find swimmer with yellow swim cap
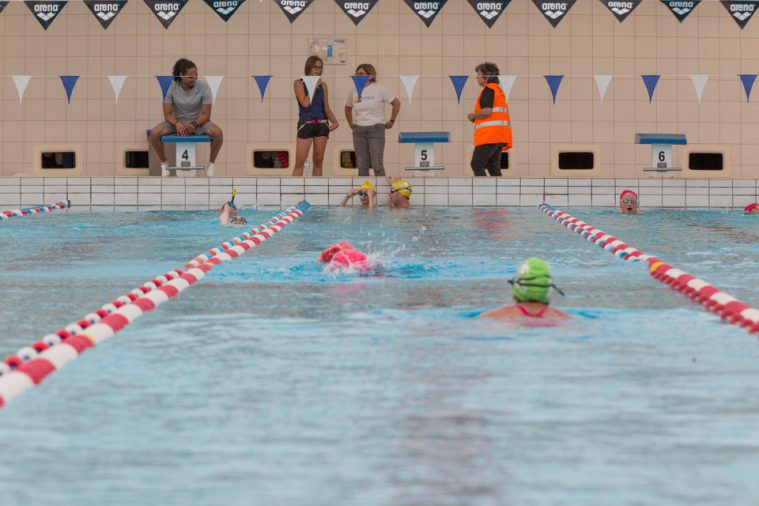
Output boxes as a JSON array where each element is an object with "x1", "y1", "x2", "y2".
[
  {"x1": 387, "y1": 177, "x2": 412, "y2": 209},
  {"x1": 340, "y1": 180, "x2": 376, "y2": 208},
  {"x1": 479, "y1": 257, "x2": 569, "y2": 320}
]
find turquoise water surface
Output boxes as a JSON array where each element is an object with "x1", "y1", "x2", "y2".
[{"x1": 2, "y1": 207, "x2": 759, "y2": 505}]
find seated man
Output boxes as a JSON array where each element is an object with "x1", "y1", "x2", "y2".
[
  {"x1": 619, "y1": 189, "x2": 640, "y2": 215},
  {"x1": 479, "y1": 257, "x2": 569, "y2": 321},
  {"x1": 149, "y1": 58, "x2": 223, "y2": 177},
  {"x1": 340, "y1": 180, "x2": 376, "y2": 208},
  {"x1": 387, "y1": 177, "x2": 412, "y2": 209}
]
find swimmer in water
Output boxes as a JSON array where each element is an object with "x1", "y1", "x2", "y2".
[
  {"x1": 219, "y1": 188, "x2": 248, "y2": 226},
  {"x1": 479, "y1": 257, "x2": 569, "y2": 320},
  {"x1": 619, "y1": 189, "x2": 640, "y2": 215},
  {"x1": 387, "y1": 177, "x2": 412, "y2": 209},
  {"x1": 340, "y1": 180, "x2": 376, "y2": 208},
  {"x1": 318, "y1": 241, "x2": 371, "y2": 272},
  {"x1": 744, "y1": 203, "x2": 759, "y2": 215}
]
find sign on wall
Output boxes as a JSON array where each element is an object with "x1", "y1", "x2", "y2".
[
  {"x1": 532, "y1": 0, "x2": 577, "y2": 27},
  {"x1": 83, "y1": 0, "x2": 128, "y2": 29},
  {"x1": 598, "y1": 0, "x2": 641, "y2": 22},
  {"x1": 466, "y1": 0, "x2": 512, "y2": 28},
  {"x1": 335, "y1": 0, "x2": 380, "y2": 25},
  {"x1": 660, "y1": 0, "x2": 701, "y2": 22},
  {"x1": 203, "y1": 0, "x2": 247, "y2": 22},
  {"x1": 25, "y1": 0, "x2": 68, "y2": 30},
  {"x1": 143, "y1": 0, "x2": 188, "y2": 28},
  {"x1": 273, "y1": 0, "x2": 315, "y2": 23},
  {"x1": 720, "y1": 0, "x2": 759, "y2": 28},
  {"x1": 403, "y1": 0, "x2": 448, "y2": 27}
]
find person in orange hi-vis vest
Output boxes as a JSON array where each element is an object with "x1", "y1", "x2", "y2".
[{"x1": 467, "y1": 62, "x2": 512, "y2": 177}]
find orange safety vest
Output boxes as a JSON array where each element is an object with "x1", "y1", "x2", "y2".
[{"x1": 474, "y1": 83, "x2": 512, "y2": 149}]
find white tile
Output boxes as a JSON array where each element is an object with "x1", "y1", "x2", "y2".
[
  {"x1": 0, "y1": 186, "x2": 20, "y2": 194},
  {"x1": 662, "y1": 195, "x2": 685, "y2": 207},
  {"x1": 449, "y1": 178, "x2": 472, "y2": 186},
  {"x1": 545, "y1": 186, "x2": 568, "y2": 194},
  {"x1": 162, "y1": 194, "x2": 184, "y2": 205},
  {"x1": 709, "y1": 187, "x2": 731, "y2": 196},
  {"x1": 186, "y1": 205, "x2": 209, "y2": 211},
  {"x1": 161, "y1": 179, "x2": 184, "y2": 187},
  {"x1": 281, "y1": 185, "x2": 306, "y2": 193},
  {"x1": 139, "y1": 205, "x2": 162, "y2": 211},
  {"x1": 473, "y1": 194, "x2": 497, "y2": 206},
  {"x1": 22, "y1": 185, "x2": 43, "y2": 194},
  {"x1": 519, "y1": 195, "x2": 544, "y2": 206},
  {"x1": 568, "y1": 195, "x2": 592, "y2": 206},
  {"x1": 257, "y1": 193, "x2": 281, "y2": 205},
  {"x1": 91, "y1": 178, "x2": 114, "y2": 185},
  {"x1": 661, "y1": 186, "x2": 685, "y2": 195},
  {"x1": 639, "y1": 179, "x2": 662, "y2": 187},
  {"x1": 186, "y1": 186, "x2": 209, "y2": 195},
  {"x1": 521, "y1": 188, "x2": 544, "y2": 196},
  {"x1": 733, "y1": 179, "x2": 756, "y2": 189},
  {"x1": 68, "y1": 194, "x2": 91, "y2": 205},
  {"x1": 305, "y1": 194, "x2": 328, "y2": 205},
  {"x1": 138, "y1": 178, "x2": 161, "y2": 186},
  {"x1": 20, "y1": 194, "x2": 44, "y2": 205},
  {"x1": 162, "y1": 185, "x2": 185, "y2": 194},
  {"x1": 91, "y1": 205, "x2": 115, "y2": 212},
  {"x1": 139, "y1": 186, "x2": 162, "y2": 194},
  {"x1": 233, "y1": 177, "x2": 258, "y2": 185},
  {"x1": 138, "y1": 193, "x2": 161, "y2": 205},
  {"x1": 568, "y1": 186, "x2": 591, "y2": 195},
  {"x1": 282, "y1": 194, "x2": 305, "y2": 206},
  {"x1": 686, "y1": 195, "x2": 709, "y2": 207},
  {"x1": 69, "y1": 205, "x2": 91, "y2": 212},
  {"x1": 686, "y1": 187, "x2": 708, "y2": 196},
  {"x1": 473, "y1": 179, "x2": 497, "y2": 187},
  {"x1": 733, "y1": 196, "x2": 756, "y2": 208},
  {"x1": 592, "y1": 179, "x2": 615, "y2": 187},
  {"x1": 544, "y1": 195, "x2": 568, "y2": 207},
  {"x1": 590, "y1": 187, "x2": 614, "y2": 195},
  {"x1": 329, "y1": 186, "x2": 353, "y2": 195},
  {"x1": 68, "y1": 186, "x2": 91, "y2": 194},
  {"x1": 426, "y1": 185, "x2": 448, "y2": 194},
  {"x1": 162, "y1": 205, "x2": 185, "y2": 211},
  {"x1": 496, "y1": 186, "x2": 519, "y2": 194},
  {"x1": 185, "y1": 179, "x2": 209, "y2": 187},
  {"x1": 0, "y1": 178, "x2": 20, "y2": 184},
  {"x1": 546, "y1": 178, "x2": 567, "y2": 185},
  {"x1": 328, "y1": 178, "x2": 352, "y2": 185},
  {"x1": 473, "y1": 185, "x2": 496, "y2": 194},
  {"x1": 662, "y1": 179, "x2": 685, "y2": 187},
  {"x1": 92, "y1": 194, "x2": 115, "y2": 205},
  {"x1": 66, "y1": 178, "x2": 91, "y2": 186},
  {"x1": 686, "y1": 179, "x2": 709, "y2": 187},
  {"x1": 450, "y1": 194, "x2": 473, "y2": 206},
  {"x1": 616, "y1": 179, "x2": 638, "y2": 187},
  {"x1": 114, "y1": 206, "x2": 138, "y2": 212},
  {"x1": 709, "y1": 180, "x2": 732, "y2": 188},
  {"x1": 591, "y1": 195, "x2": 615, "y2": 206},
  {"x1": 257, "y1": 178, "x2": 280, "y2": 186},
  {"x1": 115, "y1": 194, "x2": 137, "y2": 205},
  {"x1": 497, "y1": 178, "x2": 520, "y2": 186},
  {"x1": 568, "y1": 178, "x2": 591, "y2": 186},
  {"x1": 328, "y1": 194, "x2": 345, "y2": 205},
  {"x1": 304, "y1": 186, "x2": 328, "y2": 194},
  {"x1": 186, "y1": 194, "x2": 209, "y2": 206},
  {"x1": 496, "y1": 194, "x2": 519, "y2": 206},
  {"x1": 43, "y1": 178, "x2": 67, "y2": 185},
  {"x1": 449, "y1": 186, "x2": 472, "y2": 195},
  {"x1": 521, "y1": 178, "x2": 544, "y2": 187},
  {"x1": 643, "y1": 194, "x2": 663, "y2": 207},
  {"x1": 92, "y1": 185, "x2": 114, "y2": 193},
  {"x1": 709, "y1": 195, "x2": 733, "y2": 207},
  {"x1": 425, "y1": 194, "x2": 448, "y2": 206},
  {"x1": 0, "y1": 195, "x2": 21, "y2": 206},
  {"x1": 733, "y1": 188, "x2": 756, "y2": 196},
  {"x1": 21, "y1": 178, "x2": 44, "y2": 185}
]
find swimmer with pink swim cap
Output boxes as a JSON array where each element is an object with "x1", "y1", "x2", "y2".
[
  {"x1": 318, "y1": 241, "x2": 371, "y2": 272},
  {"x1": 619, "y1": 189, "x2": 640, "y2": 215},
  {"x1": 744, "y1": 203, "x2": 759, "y2": 215}
]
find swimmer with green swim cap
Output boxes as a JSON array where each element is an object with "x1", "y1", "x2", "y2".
[{"x1": 480, "y1": 257, "x2": 569, "y2": 320}]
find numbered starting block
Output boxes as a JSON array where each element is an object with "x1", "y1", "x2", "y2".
[
  {"x1": 161, "y1": 134, "x2": 212, "y2": 176},
  {"x1": 635, "y1": 133, "x2": 687, "y2": 173},
  {"x1": 399, "y1": 131, "x2": 450, "y2": 174}
]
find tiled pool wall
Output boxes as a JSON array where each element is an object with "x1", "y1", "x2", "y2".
[{"x1": 0, "y1": 177, "x2": 757, "y2": 211}]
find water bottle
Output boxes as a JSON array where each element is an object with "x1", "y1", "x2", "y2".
[{"x1": 304, "y1": 160, "x2": 312, "y2": 177}]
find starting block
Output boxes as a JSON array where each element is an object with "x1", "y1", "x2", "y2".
[
  {"x1": 399, "y1": 131, "x2": 450, "y2": 173},
  {"x1": 635, "y1": 133, "x2": 687, "y2": 173},
  {"x1": 161, "y1": 134, "x2": 212, "y2": 176}
]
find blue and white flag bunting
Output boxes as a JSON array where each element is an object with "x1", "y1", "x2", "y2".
[
  {"x1": 60, "y1": 75, "x2": 79, "y2": 104},
  {"x1": 351, "y1": 75, "x2": 370, "y2": 100},
  {"x1": 690, "y1": 74, "x2": 708, "y2": 103},
  {"x1": 108, "y1": 75, "x2": 127, "y2": 103},
  {"x1": 205, "y1": 75, "x2": 224, "y2": 104},
  {"x1": 253, "y1": 75, "x2": 271, "y2": 102},
  {"x1": 739, "y1": 74, "x2": 756, "y2": 101},
  {"x1": 641, "y1": 74, "x2": 660, "y2": 102},
  {"x1": 593, "y1": 74, "x2": 612, "y2": 102},
  {"x1": 12, "y1": 75, "x2": 31, "y2": 104},
  {"x1": 498, "y1": 75, "x2": 516, "y2": 101},
  {"x1": 449, "y1": 75, "x2": 468, "y2": 104},
  {"x1": 156, "y1": 75, "x2": 173, "y2": 100},
  {"x1": 399, "y1": 75, "x2": 418, "y2": 104},
  {"x1": 302, "y1": 75, "x2": 320, "y2": 100},
  {"x1": 544, "y1": 75, "x2": 563, "y2": 104}
]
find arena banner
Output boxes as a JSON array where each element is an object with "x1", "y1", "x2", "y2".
[
  {"x1": 144, "y1": 0, "x2": 188, "y2": 28},
  {"x1": 599, "y1": 0, "x2": 641, "y2": 22},
  {"x1": 532, "y1": 0, "x2": 576, "y2": 27},
  {"x1": 659, "y1": 0, "x2": 700, "y2": 22},
  {"x1": 83, "y1": 0, "x2": 128, "y2": 29},
  {"x1": 25, "y1": 0, "x2": 68, "y2": 30},
  {"x1": 0, "y1": 1, "x2": 9, "y2": 15},
  {"x1": 466, "y1": 0, "x2": 512, "y2": 28},
  {"x1": 336, "y1": 0, "x2": 379, "y2": 25},
  {"x1": 403, "y1": 0, "x2": 448, "y2": 27},
  {"x1": 720, "y1": 0, "x2": 759, "y2": 28},
  {"x1": 273, "y1": 0, "x2": 315, "y2": 23},
  {"x1": 203, "y1": 0, "x2": 247, "y2": 22}
]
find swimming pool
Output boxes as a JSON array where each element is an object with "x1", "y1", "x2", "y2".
[{"x1": 2, "y1": 206, "x2": 759, "y2": 505}]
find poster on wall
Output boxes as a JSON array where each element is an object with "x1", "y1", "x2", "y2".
[
  {"x1": 335, "y1": 0, "x2": 379, "y2": 25},
  {"x1": 720, "y1": 0, "x2": 759, "y2": 28},
  {"x1": 0, "y1": 1, "x2": 9, "y2": 15},
  {"x1": 403, "y1": 0, "x2": 448, "y2": 27},
  {"x1": 532, "y1": 0, "x2": 576, "y2": 27},
  {"x1": 599, "y1": 0, "x2": 641, "y2": 22},
  {"x1": 273, "y1": 0, "x2": 315, "y2": 23},
  {"x1": 143, "y1": 0, "x2": 188, "y2": 28},
  {"x1": 25, "y1": 0, "x2": 68, "y2": 30},
  {"x1": 203, "y1": 0, "x2": 247, "y2": 22},
  {"x1": 83, "y1": 0, "x2": 128, "y2": 29},
  {"x1": 466, "y1": 0, "x2": 512, "y2": 28},
  {"x1": 659, "y1": 0, "x2": 700, "y2": 22}
]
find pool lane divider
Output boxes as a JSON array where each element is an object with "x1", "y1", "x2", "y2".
[
  {"x1": 1, "y1": 200, "x2": 70, "y2": 221},
  {"x1": 0, "y1": 201, "x2": 310, "y2": 408},
  {"x1": 538, "y1": 203, "x2": 759, "y2": 334}
]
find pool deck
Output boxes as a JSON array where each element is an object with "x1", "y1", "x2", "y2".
[{"x1": 0, "y1": 177, "x2": 756, "y2": 210}]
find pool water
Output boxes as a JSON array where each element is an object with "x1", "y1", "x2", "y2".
[{"x1": 2, "y1": 207, "x2": 759, "y2": 505}]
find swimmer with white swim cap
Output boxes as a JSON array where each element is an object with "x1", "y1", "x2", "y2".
[{"x1": 479, "y1": 257, "x2": 569, "y2": 320}]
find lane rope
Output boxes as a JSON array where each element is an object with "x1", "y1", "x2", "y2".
[
  {"x1": 1, "y1": 200, "x2": 70, "y2": 221},
  {"x1": 538, "y1": 202, "x2": 759, "y2": 334},
  {"x1": 0, "y1": 201, "x2": 310, "y2": 407}
]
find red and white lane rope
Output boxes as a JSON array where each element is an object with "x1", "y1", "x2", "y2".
[
  {"x1": 1, "y1": 200, "x2": 70, "y2": 221},
  {"x1": 0, "y1": 201, "x2": 310, "y2": 407},
  {"x1": 538, "y1": 203, "x2": 759, "y2": 334}
]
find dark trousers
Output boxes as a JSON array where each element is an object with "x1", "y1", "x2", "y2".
[
  {"x1": 471, "y1": 143, "x2": 506, "y2": 177},
  {"x1": 353, "y1": 124, "x2": 386, "y2": 177}
]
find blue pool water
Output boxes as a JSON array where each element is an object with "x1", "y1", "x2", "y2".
[{"x1": 2, "y1": 207, "x2": 759, "y2": 505}]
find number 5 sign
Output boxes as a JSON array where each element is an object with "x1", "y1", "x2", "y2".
[{"x1": 414, "y1": 142, "x2": 434, "y2": 168}]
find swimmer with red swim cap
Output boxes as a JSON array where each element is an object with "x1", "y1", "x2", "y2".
[
  {"x1": 318, "y1": 241, "x2": 371, "y2": 272},
  {"x1": 744, "y1": 203, "x2": 759, "y2": 215},
  {"x1": 479, "y1": 257, "x2": 569, "y2": 321},
  {"x1": 619, "y1": 189, "x2": 639, "y2": 215}
]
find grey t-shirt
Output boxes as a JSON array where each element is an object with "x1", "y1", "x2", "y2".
[{"x1": 164, "y1": 80, "x2": 213, "y2": 123}]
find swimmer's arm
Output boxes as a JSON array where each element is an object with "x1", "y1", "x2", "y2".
[
  {"x1": 220, "y1": 203, "x2": 230, "y2": 225},
  {"x1": 339, "y1": 190, "x2": 356, "y2": 206},
  {"x1": 368, "y1": 190, "x2": 376, "y2": 209}
]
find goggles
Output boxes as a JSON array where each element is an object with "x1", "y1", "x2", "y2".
[
  {"x1": 620, "y1": 199, "x2": 638, "y2": 205},
  {"x1": 508, "y1": 277, "x2": 566, "y2": 297}
]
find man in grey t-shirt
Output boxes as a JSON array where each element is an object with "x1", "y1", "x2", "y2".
[{"x1": 149, "y1": 58, "x2": 224, "y2": 176}]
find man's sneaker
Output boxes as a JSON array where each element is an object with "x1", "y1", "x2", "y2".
[
  {"x1": 161, "y1": 162, "x2": 169, "y2": 177},
  {"x1": 206, "y1": 162, "x2": 215, "y2": 177}
]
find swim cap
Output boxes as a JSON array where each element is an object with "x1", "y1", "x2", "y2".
[
  {"x1": 359, "y1": 181, "x2": 374, "y2": 191},
  {"x1": 319, "y1": 241, "x2": 353, "y2": 263},
  {"x1": 511, "y1": 257, "x2": 552, "y2": 304},
  {"x1": 619, "y1": 189, "x2": 638, "y2": 200},
  {"x1": 744, "y1": 202, "x2": 758, "y2": 213},
  {"x1": 331, "y1": 248, "x2": 370, "y2": 271},
  {"x1": 391, "y1": 179, "x2": 413, "y2": 198}
]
